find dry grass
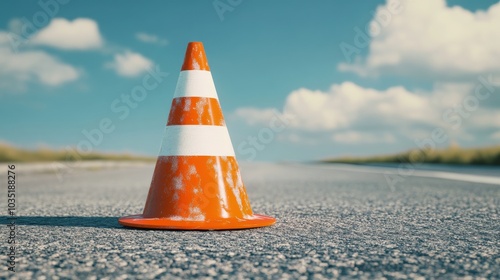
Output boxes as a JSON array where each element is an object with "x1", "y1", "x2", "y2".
[
  {"x1": 322, "y1": 145, "x2": 500, "y2": 166},
  {"x1": 0, "y1": 143, "x2": 155, "y2": 162}
]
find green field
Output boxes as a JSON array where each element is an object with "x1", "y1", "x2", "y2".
[
  {"x1": 0, "y1": 143, "x2": 155, "y2": 162},
  {"x1": 322, "y1": 145, "x2": 500, "y2": 166}
]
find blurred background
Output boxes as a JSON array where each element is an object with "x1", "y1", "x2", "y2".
[{"x1": 0, "y1": 0, "x2": 499, "y2": 164}]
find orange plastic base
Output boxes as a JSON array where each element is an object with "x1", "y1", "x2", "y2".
[{"x1": 118, "y1": 214, "x2": 276, "y2": 230}]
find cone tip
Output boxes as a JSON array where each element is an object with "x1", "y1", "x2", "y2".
[{"x1": 181, "y1": 42, "x2": 210, "y2": 71}]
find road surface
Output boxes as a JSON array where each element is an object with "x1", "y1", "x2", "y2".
[{"x1": 1, "y1": 162, "x2": 499, "y2": 279}]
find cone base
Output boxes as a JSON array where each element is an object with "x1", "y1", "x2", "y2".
[{"x1": 118, "y1": 214, "x2": 276, "y2": 230}]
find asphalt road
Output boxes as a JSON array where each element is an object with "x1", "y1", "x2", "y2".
[{"x1": 1, "y1": 162, "x2": 499, "y2": 279}]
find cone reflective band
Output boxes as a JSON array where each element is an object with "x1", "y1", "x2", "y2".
[{"x1": 119, "y1": 42, "x2": 276, "y2": 230}]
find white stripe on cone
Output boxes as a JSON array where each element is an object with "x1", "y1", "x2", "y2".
[
  {"x1": 174, "y1": 70, "x2": 218, "y2": 99},
  {"x1": 159, "y1": 125, "x2": 236, "y2": 156}
]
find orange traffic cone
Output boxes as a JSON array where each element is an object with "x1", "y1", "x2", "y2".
[{"x1": 119, "y1": 42, "x2": 276, "y2": 230}]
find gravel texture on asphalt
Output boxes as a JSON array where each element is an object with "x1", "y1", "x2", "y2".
[{"x1": 0, "y1": 162, "x2": 498, "y2": 279}]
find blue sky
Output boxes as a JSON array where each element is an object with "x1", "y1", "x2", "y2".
[{"x1": 0, "y1": 0, "x2": 499, "y2": 161}]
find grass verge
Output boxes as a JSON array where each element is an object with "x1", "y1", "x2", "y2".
[
  {"x1": 0, "y1": 143, "x2": 155, "y2": 162},
  {"x1": 321, "y1": 145, "x2": 500, "y2": 166}
]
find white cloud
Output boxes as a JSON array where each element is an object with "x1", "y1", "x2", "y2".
[
  {"x1": 491, "y1": 131, "x2": 500, "y2": 140},
  {"x1": 105, "y1": 51, "x2": 153, "y2": 77},
  {"x1": 276, "y1": 133, "x2": 319, "y2": 145},
  {"x1": 135, "y1": 32, "x2": 168, "y2": 46},
  {"x1": 233, "y1": 81, "x2": 500, "y2": 144},
  {"x1": 0, "y1": 32, "x2": 10, "y2": 45},
  {"x1": 280, "y1": 82, "x2": 447, "y2": 131},
  {"x1": 32, "y1": 18, "x2": 103, "y2": 50},
  {"x1": 339, "y1": 0, "x2": 500, "y2": 78},
  {"x1": 332, "y1": 131, "x2": 396, "y2": 144},
  {"x1": 471, "y1": 111, "x2": 500, "y2": 129},
  {"x1": 0, "y1": 46, "x2": 79, "y2": 90}
]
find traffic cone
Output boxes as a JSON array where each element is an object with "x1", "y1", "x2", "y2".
[{"x1": 119, "y1": 42, "x2": 276, "y2": 230}]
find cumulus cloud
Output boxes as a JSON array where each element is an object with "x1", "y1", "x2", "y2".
[
  {"x1": 282, "y1": 83, "x2": 440, "y2": 131},
  {"x1": 471, "y1": 111, "x2": 500, "y2": 129},
  {"x1": 491, "y1": 131, "x2": 500, "y2": 140},
  {"x1": 0, "y1": 32, "x2": 10, "y2": 45},
  {"x1": 332, "y1": 131, "x2": 396, "y2": 144},
  {"x1": 135, "y1": 32, "x2": 168, "y2": 46},
  {"x1": 234, "y1": 81, "x2": 500, "y2": 143},
  {"x1": 0, "y1": 46, "x2": 79, "y2": 90},
  {"x1": 242, "y1": 82, "x2": 453, "y2": 131},
  {"x1": 339, "y1": 0, "x2": 500, "y2": 79},
  {"x1": 105, "y1": 51, "x2": 153, "y2": 77},
  {"x1": 32, "y1": 18, "x2": 103, "y2": 50}
]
